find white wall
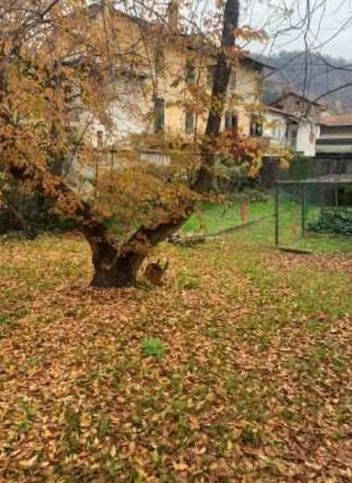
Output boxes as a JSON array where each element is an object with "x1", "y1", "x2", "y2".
[
  {"x1": 263, "y1": 111, "x2": 319, "y2": 157},
  {"x1": 80, "y1": 102, "x2": 148, "y2": 149},
  {"x1": 76, "y1": 79, "x2": 150, "y2": 149},
  {"x1": 296, "y1": 122, "x2": 319, "y2": 157},
  {"x1": 263, "y1": 111, "x2": 288, "y2": 148}
]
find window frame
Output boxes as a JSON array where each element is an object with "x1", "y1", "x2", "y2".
[
  {"x1": 153, "y1": 97, "x2": 165, "y2": 134},
  {"x1": 225, "y1": 112, "x2": 238, "y2": 134},
  {"x1": 185, "y1": 110, "x2": 194, "y2": 135},
  {"x1": 154, "y1": 47, "x2": 165, "y2": 76},
  {"x1": 96, "y1": 130, "x2": 104, "y2": 148},
  {"x1": 185, "y1": 59, "x2": 196, "y2": 84},
  {"x1": 250, "y1": 115, "x2": 263, "y2": 137}
]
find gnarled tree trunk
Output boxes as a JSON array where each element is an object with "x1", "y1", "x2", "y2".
[
  {"x1": 83, "y1": 213, "x2": 190, "y2": 287},
  {"x1": 87, "y1": 237, "x2": 144, "y2": 288},
  {"x1": 91, "y1": 253, "x2": 145, "y2": 288}
]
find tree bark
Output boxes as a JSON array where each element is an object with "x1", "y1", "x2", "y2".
[
  {"x1": 194, "y1": 0, "x2": 240, "y2": 192},
  {"x1": 81, "y1": 217, "x2": 143, "y2": 287},
  {"x1": 90, "y1": 245, "x2": 144, "y2": 288},
  {"x1": 85, "y1": 211, "x2": 190, "y2": 287}
]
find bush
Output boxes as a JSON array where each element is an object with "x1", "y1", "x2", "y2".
[
  {"x1": 213, "y1": 156, "x2": 261, "y2": 195},
  {"x1": 0, "y1": 185, "x2": 75, "y2": 237},
  {"x1": 308, "y1": 208, "x2": 352, "y2": 236}
]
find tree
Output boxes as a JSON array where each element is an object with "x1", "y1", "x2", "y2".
[{"x1": 0, "y1": 0, "x2": 253, "y2": 288}]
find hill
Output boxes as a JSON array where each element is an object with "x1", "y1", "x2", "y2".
[{"x1": 258, "y1": 51, "x2": 352, "y2": 113}]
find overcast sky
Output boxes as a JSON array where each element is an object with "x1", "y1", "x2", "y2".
[{"x1": 242, "y1": 0, "x2": 352, "y2": 60}]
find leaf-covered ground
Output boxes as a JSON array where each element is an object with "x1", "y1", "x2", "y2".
[{"x1": 0, "y1": 233, "x2": 352, "y2": 481}]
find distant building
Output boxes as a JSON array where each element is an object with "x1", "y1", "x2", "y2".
[
  {"x1": 317, "y1": 115, "x2": 352, "y2": 154},
  {"x1": 267, "y1": 92, "x2": 326, "y2": 157},
  {"x1": 270, "y1": 91, "x2": 325, "y2": 121},
  {"x1": 263, "y1": 106, "x2": 298, "y2": 151}
]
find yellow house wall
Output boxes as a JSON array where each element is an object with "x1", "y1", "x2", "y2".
[
  {"x1": 232, "y1": 62, "x2": 262, "y2": 136},
  {"x1": 89, "y1": 9, "x2": 264, "y2": 143}
]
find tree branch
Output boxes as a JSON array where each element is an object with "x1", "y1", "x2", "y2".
[{"x1": 314, "y1": 82, "x2": 352, "y2": 103}]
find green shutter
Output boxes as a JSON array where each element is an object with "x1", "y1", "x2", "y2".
[
  {"x1": 185, "y1": 111, "x2": 194, "y2": 134},
  {"x1": 154, "y1": 97, "x2": 165, "y2": 133}
]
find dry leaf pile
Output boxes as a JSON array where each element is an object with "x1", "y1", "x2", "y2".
[{"x1": 0, "y1": 234, "x2": 351, "y2": 481}]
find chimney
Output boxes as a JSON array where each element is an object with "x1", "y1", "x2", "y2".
[{"x1": 167, "y1": 0, "x2": 179, "y2": 32}]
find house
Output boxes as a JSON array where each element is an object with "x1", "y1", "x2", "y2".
[
  {"x1": 270, "y1": 91, "x2": 325, "y2": 120},
  {"x1": 263, "y1": 104, "x2": 320, "y2": 157},
  {"x1": 268, "y1": 92, "x2": 326, "y2": 157},
  {"x1": 77, "y1": 2, "x2": 271, "y2": 150},
  {"x1": 317, "y1": 115, "x2": 352, "y2": 154},
  {"x1": 263, "y1": 106, "x2": 298, "y2": 151}
]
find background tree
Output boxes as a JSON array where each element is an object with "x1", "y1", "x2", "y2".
[{"x1": 0, "y1": 0, "x2": 269, "y2": 288}]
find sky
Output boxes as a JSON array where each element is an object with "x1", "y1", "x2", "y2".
[{"x1": 242, "y1": 0, "x2": 352, "y2": 60}]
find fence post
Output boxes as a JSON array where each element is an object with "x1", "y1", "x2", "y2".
[
  {"x1": 301, "y1": 184, "x2": 306, "y2": 237},
  {"x1": 320, "y1": 185, "x2": 324, "y2": 214},
  {"x1": 275, "y1": 182, "x2": 279, "y2": 247}
]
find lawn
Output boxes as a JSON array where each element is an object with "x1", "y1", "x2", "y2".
[
  {"x1": 184, "y1": 198, "x2": 352, "y2": 254},
  {"x1": 0, "y1": 231, "x2": 352, "y2": 481},
  {"x1": 182, "y1": 199, "x2": 275, "y2": 235}
]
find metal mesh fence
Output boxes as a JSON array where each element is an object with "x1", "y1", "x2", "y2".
[{"x1": 275, "y1": 177, "x2": 352, "y2": 250}]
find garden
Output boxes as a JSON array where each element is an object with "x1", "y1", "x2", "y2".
[
  {"x1": 1, "y1": 200, "x2": 352, "y2": 480},
  {"x1": 1, "y1": 0, "x2": 352, "y2": 479}
]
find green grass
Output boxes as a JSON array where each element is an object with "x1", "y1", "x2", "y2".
[
  {"x1": 1, "y1": 225, "x2": 352, "y2": 479},
  {"x1": 141, "y1": 337, "x2": 166, "y2": 358},
  {"x1": 183, "y1": 198, "x2": 352, "y2": 255},
  {"x1": 182, "y1": 200, "x2": 274, "y2": 235}
]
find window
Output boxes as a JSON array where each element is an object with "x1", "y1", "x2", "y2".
[
  {"x1": 96, "y1": 130, "x2": 104, "y2": 148},
  {"x1": 185, "y1": 111, "x2": 194, "y2": 134},
  {"x1": 250, "y1": 115, "x2": 263, "y2": 137},
  {"x1": 207, "y1": 65, "x2": 215, "y2": 89},
  {"x1": 185, "y1": 59, "x2": 196, "y2": 84},
  {"x1": 154, "y1": 47, "x2": 164, "y2": 75},
  {"x1": 288, "y1": 122, "x2": 298, "y2": 149},
  {"x1": 225, "y1": 112, "x2": 238, "y2": 134},
  {"x1": 153, "y1": 97, "x2": 165, "y2": 133}
]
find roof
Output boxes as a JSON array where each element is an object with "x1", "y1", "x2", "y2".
[
  {"x1": 321, "y1": 114, "x2": 352, "y2": 127},
  {"x1": 278, "y1": 174, "x2": 352, "y2": 185},
  {"x1": 242, "y1": 54, "x2": 274, "y2": 71},
  {"x1": 271, "y1": 91, "x2": 326, "y2": 109},
  {"x1": 174, "y1": 32, "x2": 273, "y2": 70},
  {"x1": 266, "y1": 105, "x2": 298, "y2": 120}
]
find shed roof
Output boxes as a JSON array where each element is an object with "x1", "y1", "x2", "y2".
[
  {"x1": 266, "y1": 105, "x2": 298, "y2": 120},
  {"x1": 278, "y1": 174, "x2": 352, "y2": 185},
  {"x1": 321, "y1": 115, "x2": 352, "y2": 127}
]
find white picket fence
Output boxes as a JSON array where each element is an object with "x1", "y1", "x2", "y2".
[{"x1": 139, "y1": 149, "x2": 171, "y2": 165}]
